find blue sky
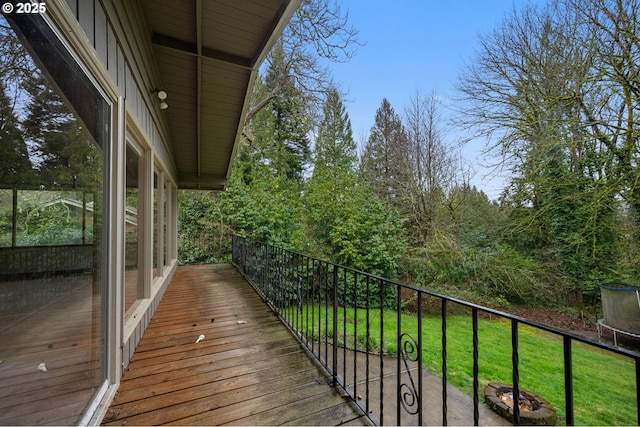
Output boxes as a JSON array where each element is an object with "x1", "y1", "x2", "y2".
[{"x1": 329, "y1": 1, "x2": 533, "y2": 199}]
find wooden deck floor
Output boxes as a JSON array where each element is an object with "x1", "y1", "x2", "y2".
[{"x1": 103, "y1": 264, "x2": 369, "y2": 426}]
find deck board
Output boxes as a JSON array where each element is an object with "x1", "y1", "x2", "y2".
[{"x1": 103, "y1": 264, "x2": 369, "y2": 426}]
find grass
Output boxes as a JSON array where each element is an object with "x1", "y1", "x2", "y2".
[{"x1": 286, "y1": 304, "x2": 637, "y2": 426}]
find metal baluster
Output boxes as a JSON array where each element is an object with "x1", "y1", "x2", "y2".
[
  {"x1": 417, "y1": 292, "x2": 423, "y2": 426},
  {"x1": 512, "y1": 319, "x2": 520, "y2": 426},
  {"x1": 442, "y1": 299, "x2": 448, "y2": 426},
  {"x1": 473, "y1": 308, "x2": 479, "y2": 426},
  {"x1": 343, "y1": 268, "x2": 347, "y2": 387},
  {"x1": 333, "y1": 264, "x2": 339, "y2": 387},
  {"x1": 307, "y1": 256, "x2": 311, "y2": 345},
  {"x1": 304, "y1": 257, "x2": 309, "y2": 345},
  {"x1": 564, "y1": 336, "x2": 574, "y2": 426},
  {"x1": 298, "y1": 269, "x2": 303, "y2": 319},
  {"x1": 397, "y1": 282, "x2": 402, "y2": 426},
  {"x1": 365, "y1": 275, "x2": 371, "y2": 415},
  {"x1": 279, "y1": 248, "x2": 283, "y2": 310},
  {"x1": 311, "y1": 259, "x2": 316, "y2": 354},
  {"x1": 324, "y1": 262, "x2": 329, "y2": 367},
  {"x1": 274, "y1": 247, "x2": 279, "y2": 310},
  {"x1": 379, "y1": 278, "x2": 385, "y2": 426},
  {"x1": 275, "y1": 247, "x2": 280, "y2": 310},
  {"x1": 353, "y1": 271, "x2": 358, "y2": 402},
  {"x1": 278, "y1": 249, "x2": 282, "y2": 313},
  {"x1": 283, "y1": 249, "x2": 287, "y2": 313},
  {"x1": 265, "y1": 244, "x2": 270, "y2": 302}
]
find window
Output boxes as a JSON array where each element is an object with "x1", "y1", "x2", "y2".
[{"x1": 0, "y1": 12, "x2": 110, "y2": 425}]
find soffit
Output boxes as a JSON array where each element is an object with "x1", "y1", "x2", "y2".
[{"x1": 140, "y1": 0, "x2": 298, "y2": 190}]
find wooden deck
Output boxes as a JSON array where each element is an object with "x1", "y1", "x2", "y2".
[{"x1": 103, "y1": 264, "x2": 369, "y2": 426}]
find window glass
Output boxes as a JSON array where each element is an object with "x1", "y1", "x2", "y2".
[
  {"x1": 125, "y1": 144, "x2": 143, "y2": 315},
  {"x1": 0, "y1": 12, "x2": 109, "y2": 425},
  {"x1": 152, "y1": 171, "x2": 158, "y2": 278},
  {"x1": 163, "y1": 180, "x2": 168, "y2": 267}
]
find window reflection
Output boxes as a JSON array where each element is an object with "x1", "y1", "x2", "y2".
[
  {"x1": 153, "y1": 171, "x2": 158, "y2": 278},
  {"x1": 125, "y1": 144, "x2": 143, "y2": 315},
  {"x1": 0, "y1": 12, "x2": 108, "y2": 425}
]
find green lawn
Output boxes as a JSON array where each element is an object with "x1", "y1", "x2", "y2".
[{"x1": 287, "y1": 305, "x2": 637, "y2": 426}]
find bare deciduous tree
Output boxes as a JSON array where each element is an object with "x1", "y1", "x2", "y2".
[
  {"x1": 245, "y1": 0, "x2": 362, "y2": 125},
  {"x1": 402, "y1": 90, "x2": 458, "y2": 243},
  {"x1": 455, "y1": 0, "x2": 638, "y2": 286}
]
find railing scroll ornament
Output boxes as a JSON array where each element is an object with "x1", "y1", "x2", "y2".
[{"x1": 399, "y1": 332, "x2": 420, "y2": 415}]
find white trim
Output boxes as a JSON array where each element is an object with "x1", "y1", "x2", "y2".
[
  {"x1": 86, "y1": 383, "x2": 119, "y2": 426},
  {"x1": 78, "y1": 380, "x2": 110, "y2": 426}
]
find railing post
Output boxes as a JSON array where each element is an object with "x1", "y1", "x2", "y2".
[
  {"x1": 512, "y1": 320, "x2": 520, "y2": 426},
  {"x1": 332, "y1": 264, "x2": 338, "y2": 387},
  {"x1": 564, "y1": 336, "x2": 574, "y2": 426}
]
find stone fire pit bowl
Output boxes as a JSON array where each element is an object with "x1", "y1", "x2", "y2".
[{"x1": 484, "y1": 383, "x2": 557, "y2": 425}]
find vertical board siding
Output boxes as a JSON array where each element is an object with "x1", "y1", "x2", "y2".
[
  {"x1": 125, "y1": 64, "x2": 135, "y2": 111},
  {"x1": 94, "y1": 4, "x2": 108, "y2": 67},
  {"x1": 122, "y1": 275, "x2": 172, "y2": 369},
  {"x1": 107, "y1": 26, "x2": 118, "y2": 84},
  {"x1": 116, "y1": 46, "x2": 126, "y2": 94},
  {"x1": 78, "y1": 0, "x2": 94, "y2": 46},
  {"x1": 65, "y1": 0, "x2": 77, "y2": 16}
]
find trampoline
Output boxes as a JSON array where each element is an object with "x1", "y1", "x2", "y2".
[{"x1": 596, "y1": 282, "x2": 640, "y2": 346}]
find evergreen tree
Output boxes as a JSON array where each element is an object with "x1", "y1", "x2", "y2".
[
  {"x1": 308, "y1": 88, "x2": 358, "y2": 240},
  {"x1": 314, "y1": 88, "x2": 357, "y2": 171},
  {"x1": 306, "y1": 89, "x2": 405, "y2": 306},
  {"x1": 23, "y1": 74, "x2": 100, "y2": 190},
  {"x1": 360, "y1": 98, "x2": 408, "y2": 204},
  {"x1": 0, "y1": 81, "x2": 31, "y2": 186},
  {"x1": 257, "y1": 42, "x2": 311, "y2": 182},
  {"x1": 220, "y1": 64, "x2": 310, "y2": 249}
]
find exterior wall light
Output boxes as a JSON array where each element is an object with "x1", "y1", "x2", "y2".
[{"x1": 153, "y1": 88, "x2": 168, "y2": 109}]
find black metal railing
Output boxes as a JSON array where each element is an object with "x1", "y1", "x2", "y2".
[{"x1": 232, "y1": 235, "x2": 640, "y2": 426}]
